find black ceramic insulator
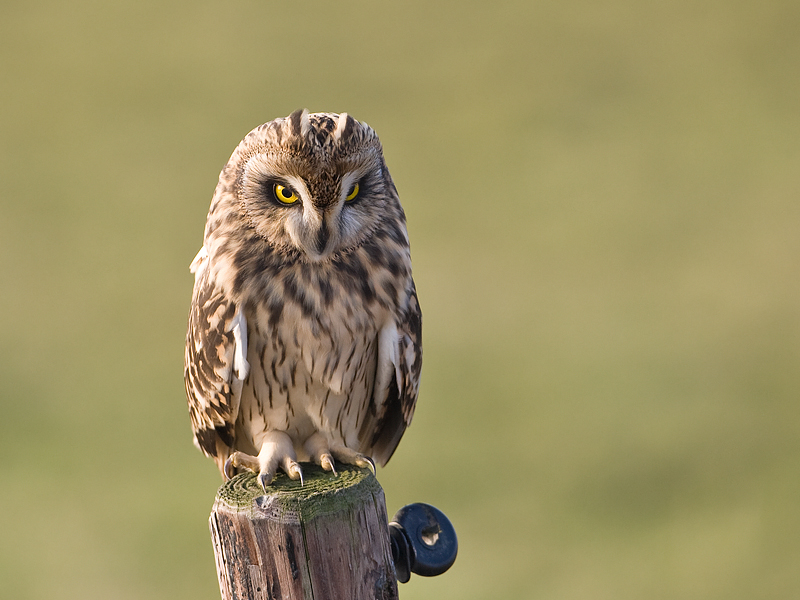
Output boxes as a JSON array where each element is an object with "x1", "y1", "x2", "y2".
[{"x1": 389, "y1": 503, "x2": 458, "y2": 583}]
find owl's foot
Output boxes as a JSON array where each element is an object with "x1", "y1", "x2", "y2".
[
  {"x1": 304, "y1": 433, "x2": 337, "y2": 475},
  {"x1": 255, "y1": 430, "x2": 303, "y2": 491},
  {"x1": 332, "y1": 445, "x2": 376, "y2": 475},
  {"x1": 303, "y1": 433, "x2": 376, "y2": 476},
  {"x1": 225, "y1": 431, "x2": 304, "y2": 492},
  {"x1": 224, "y1": 451, "x2": 258, "y2": 480}
]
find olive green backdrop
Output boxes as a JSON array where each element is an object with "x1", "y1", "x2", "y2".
[{"x1": 1, "y1": 1, "x2": 799, "y2": 598}]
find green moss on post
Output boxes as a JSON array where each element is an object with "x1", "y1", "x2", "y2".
[{"x1": 209, "y1": 464, "x2": 399, "y2": 600}]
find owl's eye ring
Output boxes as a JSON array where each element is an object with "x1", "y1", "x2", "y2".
[
  {"x1": 345, "y1": 181, "x2": 360, "y2": 202},
  {"x1": 273, "y1": 183, "x2": 299, "y2": 205}
]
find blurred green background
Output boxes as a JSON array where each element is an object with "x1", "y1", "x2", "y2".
[{"x1": 2, "y1": 0, "x2": 799, "y2": 598}]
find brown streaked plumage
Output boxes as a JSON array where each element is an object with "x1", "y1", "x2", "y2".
[{"x1": 184, "y1": 109, "x2": 421, "y2": 489}]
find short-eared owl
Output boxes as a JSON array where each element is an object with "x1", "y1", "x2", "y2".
[{"x1": 184, "y1": 109, "x2": 421, "y2": 489}]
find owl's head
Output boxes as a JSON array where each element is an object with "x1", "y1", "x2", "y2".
[{"x1": 207, "y1": 109, "x2": 405, "y2": 263}]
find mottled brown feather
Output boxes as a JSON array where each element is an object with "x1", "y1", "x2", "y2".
[{"x1": 184, "y1": 110, "x2": 422, "y2": 477}]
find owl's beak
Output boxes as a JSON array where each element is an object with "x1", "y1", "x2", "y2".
[
  {"x1": 298, "y1": 207, "x2": 336, "y2": 261},
  {"x1": 297, "y1": 196, "x2": 340, "y2": 261},
  {"x1": 315, "y1": 220, "x2": 330, "y2": 255}
]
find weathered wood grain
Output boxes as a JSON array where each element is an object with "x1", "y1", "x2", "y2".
[{"x1": 209, "y1": 464, "x2": 399, "y2": 600}]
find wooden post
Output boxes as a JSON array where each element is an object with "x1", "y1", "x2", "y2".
[{"x1": 209, "y1": 463, "x2": 399, "y2": 600}]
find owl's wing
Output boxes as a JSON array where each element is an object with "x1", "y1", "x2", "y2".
[
  {"x1": 184, "y1": 247, "x2": 250, "y2": 473},
  {"x1": 361, "y1": 280, "x2": 422, "y2": 466}
]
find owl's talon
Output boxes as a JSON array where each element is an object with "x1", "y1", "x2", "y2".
[
  {"x1": 320, "y1": 453, "x2": 337, "y2": 476},
  {"x1": 329, "y1": 445, "x2": 376, "y2": 475},
  {"x1": 225, "y1": 451, "x2": 260, "y2": 480},
  {"x1": 253, "y1": 430, "x2": 301, "y2": 490},
  {"x1": 285, "y1": 459, "x2": 304, "y2": 485},
  {"x1": 360, "y1": 455, "x2": 376, "y2": 476},
  {"x1": 304, "y1": 432, "x2": 338, "y2": 475},
  {"x1": 223, "y1": 456, "x2": 236, "y2": 480},
  {"x1": 258, "y1": 471, "x2": 275, "y2": 493}
]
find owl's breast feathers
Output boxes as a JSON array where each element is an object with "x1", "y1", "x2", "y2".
[{"x1": 185, "y1": 233, "x2": 421, "y2": 469}]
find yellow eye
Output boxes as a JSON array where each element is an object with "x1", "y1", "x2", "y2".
[
  {"x1": 345, "y1": 181, "x2": 360, "y2": 202},
  {"x1": 274, "y1": 183, "x2": 299, "y2": 205}
]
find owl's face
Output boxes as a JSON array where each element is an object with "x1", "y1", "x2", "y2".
[{"x1": 223, "y1": 110, "x2": 399, "y2": 262}]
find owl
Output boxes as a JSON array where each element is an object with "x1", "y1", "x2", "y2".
[{"x1": 184, "y1": 109, "x2": 422, "y2": 490}]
